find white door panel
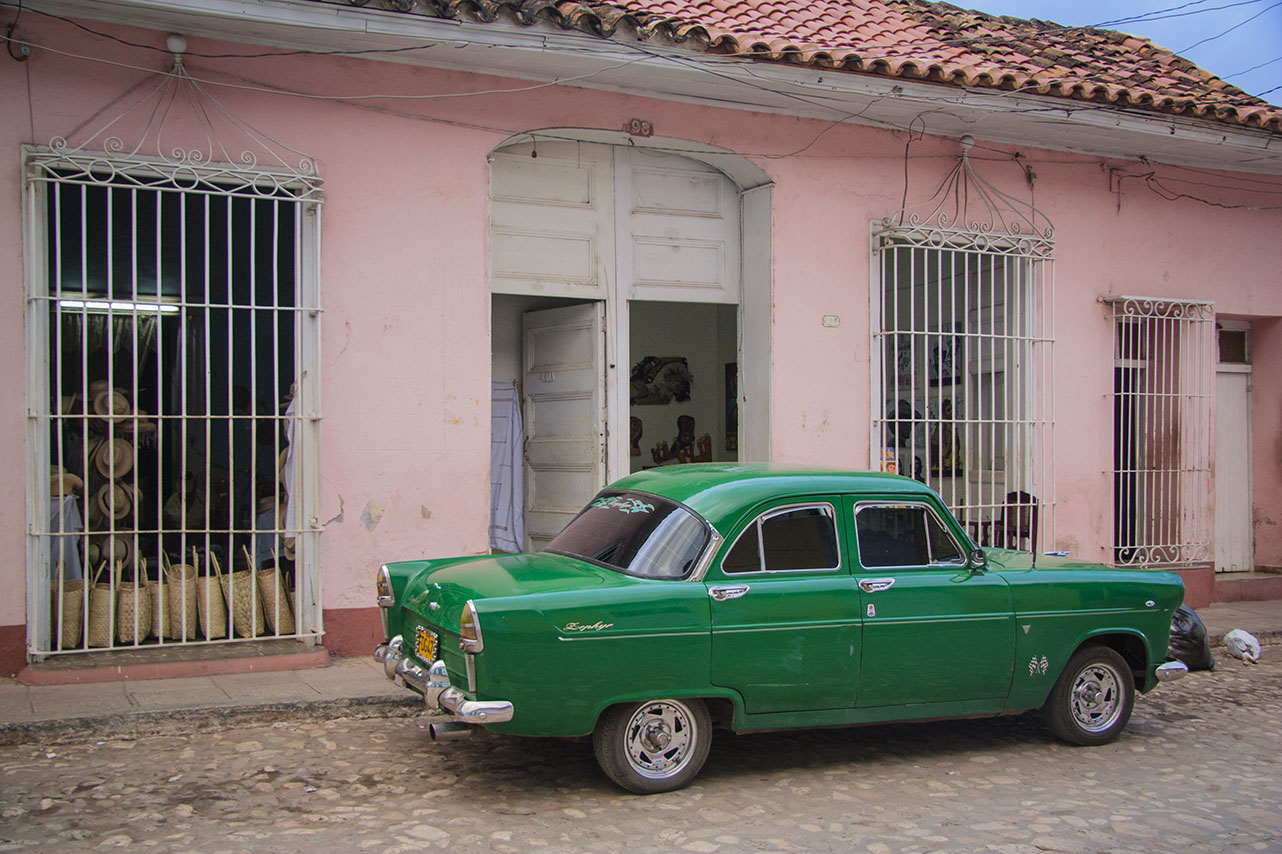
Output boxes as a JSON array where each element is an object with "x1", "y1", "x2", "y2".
[
  {"x1": 490, "y1": 145, "x2": 612, "y2": 298},
  {"x1": 523, "y1": 302, "x2": 606, "y2": 549},
  {"x1": 617, "y1": 148, "x2": 741, "y2": 304},
  {"x1": 1214, "y1": 369, "x2": 1252, "y2": 572}
]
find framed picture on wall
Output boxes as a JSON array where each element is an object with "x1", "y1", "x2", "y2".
[{"x1": 929, "y1": 325, "x2": 964, "y2": 386}]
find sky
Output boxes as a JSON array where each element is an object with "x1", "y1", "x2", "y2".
[{"x1": 969, "y1": 0, "x2": 1282, "y2": 103}]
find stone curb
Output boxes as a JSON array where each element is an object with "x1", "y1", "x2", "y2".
[{"x1": 0, "y1": 693, "x2": 427, "y2": 748}]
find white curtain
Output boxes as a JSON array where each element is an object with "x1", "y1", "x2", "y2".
[{"x1": 490, "y1": 382, "x2": 525, "y2": 553}]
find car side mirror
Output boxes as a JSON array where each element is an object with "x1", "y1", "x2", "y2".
[{"x1": 968, "y1": 549, "x2": 988, "y2": 573}]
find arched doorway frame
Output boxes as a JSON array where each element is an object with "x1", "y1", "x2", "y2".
[{"x1": 488, "y1": 129, "x2": 774, "y2": 489}]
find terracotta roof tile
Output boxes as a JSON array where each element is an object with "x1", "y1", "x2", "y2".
[{"x1": 329, "y1": 0, "x2": 1282, "y2": 132}]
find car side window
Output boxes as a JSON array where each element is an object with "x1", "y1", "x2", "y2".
[
  {"x1": 723, "y1": 504, "x2": 839, "y2": 573},
  {"x1": 855, "y1": 503, "x2": 964, "y2": 568}
]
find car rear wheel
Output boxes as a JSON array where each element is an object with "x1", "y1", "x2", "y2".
[
  {"x1": 593, "y1": 698, "x2": 711, "y2": 794},
  {"x1": 1042, "y1": 645, "x2": 1135, "y2": 746}
]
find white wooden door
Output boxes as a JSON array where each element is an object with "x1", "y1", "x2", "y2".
[
  {"x1": 522, "y1": 302, "x2": 606, "y2": 550},
  {"x1": 1214, "y1": 368, "x2": 1252, "y2": 572}
]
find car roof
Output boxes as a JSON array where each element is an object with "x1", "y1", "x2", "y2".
[{"x1": 609, "y1": 464, "x2": 936, "y2": 530}]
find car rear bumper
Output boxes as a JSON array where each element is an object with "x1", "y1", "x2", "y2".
[{"x1": 374, "y1": 636, "x2": 514, "y2": 723}]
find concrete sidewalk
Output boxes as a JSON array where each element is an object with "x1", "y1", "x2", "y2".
[
  {"x1": 0, "y1": 599, "x2": 1276, "y2": 745},
  {"x1": 0, "y1": 656, "x2": 421, "y2": 745}
]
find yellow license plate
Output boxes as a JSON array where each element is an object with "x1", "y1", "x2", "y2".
[{"x1": 415, "y1": 626, "x2": 439, "y2": 662}]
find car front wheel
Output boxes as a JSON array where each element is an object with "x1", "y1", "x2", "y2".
[
  {"x1": 1042, "y1": 645, "x2": 1135, "y2": 746},
  {"x1": 593, "y1": 698, "x2": 711, "y2": 794}
]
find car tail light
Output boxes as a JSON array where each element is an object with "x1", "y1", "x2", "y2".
[
  {"x1": 459, "y1": 600, "x2": 483, "y2": 653},
  {"x1": 376, "y1": 565, "x2": 394, "y2": 608}
]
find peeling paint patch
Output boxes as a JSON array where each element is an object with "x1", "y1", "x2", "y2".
[
  {"x1": 324, "y1": 495, "x2": 345, "y2": 526},
  {"x1": 361, "y1": 500, "x2": 386, "y2": 531},
  {"x1": 420, "y1": 505, "x2": 432, "y2": 520}
]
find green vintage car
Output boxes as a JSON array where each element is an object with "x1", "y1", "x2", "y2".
[{"x1": 374, "y1": 465, "x2": 1188, "y2": 793}]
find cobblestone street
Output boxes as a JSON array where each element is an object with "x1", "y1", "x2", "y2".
[{"x1": 1, "y1": 655, "x2": 1278, "y2": 854}]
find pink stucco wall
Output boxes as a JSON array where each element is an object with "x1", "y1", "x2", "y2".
[{"x1": 1, "y1": 15, "x2": 1279, "y2": 659}]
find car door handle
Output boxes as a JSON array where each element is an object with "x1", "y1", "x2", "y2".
[
  {"x1": 859, "y1": 578, "x2": 895, "y2": 593},
  {"x1": 709, "y1": 585, "x2": 750, "y2": 601}
]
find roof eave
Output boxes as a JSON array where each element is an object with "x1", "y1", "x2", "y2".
[{"x1": 28, "y1": 0, "x2": 1282, "y2": 174}]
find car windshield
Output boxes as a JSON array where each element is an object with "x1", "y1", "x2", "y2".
[{"x1": 544, "y1": 490, "x2": 710, "y2": 579}]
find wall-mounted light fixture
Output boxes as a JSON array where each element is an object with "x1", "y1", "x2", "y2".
[{"x1": 57, "y1": 299, "x2": 180, "y2": 314}]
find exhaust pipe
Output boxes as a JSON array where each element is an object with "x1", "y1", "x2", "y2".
[{"x1": 429, "y1": 722, "x2": 474, "y2": 741}]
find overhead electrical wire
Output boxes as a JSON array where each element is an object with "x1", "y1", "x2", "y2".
[{"x1": 3, "y1": 0, "x2": 1279, "y2": 208}]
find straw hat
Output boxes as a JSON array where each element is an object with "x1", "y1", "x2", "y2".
[
  {"x1": 94, "y1": 482, "x2": 139, "y2": 521},
  {"x1": 50, "y1": 471, "x2": 84, "y2": 495},
  {"x1": 92, "y1": 389, "x2": 131, "y2": 422},
  {"x1": 88, "y1": 534, "x2": 131, "y2": 567},
  {"x1": 91, "y1": 437, "x2": 134, "y2": 479}
]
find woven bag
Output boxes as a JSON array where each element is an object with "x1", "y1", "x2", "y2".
[
  {"x1": 194, "y1": 548, "x2": 228, "y2": 640},
  {"x1": 156, "y1": 552, "x2": 199, "y2": 640},
  {"x1": 115, "y1": 558, "x2": 153, "y2": 645},
  {"x1": 216, "y1": 551, "x2": 262, "y2": 638},
  {"x1": 52, "y1": 561, "x2": 84, "y2": 650},
  {"x1": 245, "y1": 547, "x2": 295, "y2": 635},
  {"x1": 86, "y1": 561, "x2": 116, "y2": 648}
]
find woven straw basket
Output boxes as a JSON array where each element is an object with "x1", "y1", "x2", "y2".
[
  {"x1": 155, "y1": 553, "x2": 199, "y2": 640},
  {"x1": 86, "y1": 561, "x2": 116, "y2": 648},
  {"x1": 115, "y1": 558, "x2": 153, "y2": 645},
  {"x1": 215, "y1": 551, "x2": 262, "y2": 638},
  {"x1": 243, "y1": 547, "x2": 295, "y2": 635},
  {"x1": 52, "y1": 561, "x2": 84, "y2": 650},
  {"x1": 193, "y1": 548, "x2": 228, "y2": 640}
]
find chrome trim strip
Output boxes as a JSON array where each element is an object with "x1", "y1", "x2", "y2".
[
  {"x1": 686, "y1": 526, "x2": 724, "y2": 583},
  {"x1": 465, "y1": 652, "x2": 477, "y2": 694},
  {"x1": 556, "y1": 630, "x2": 707, "y2": 642},
  {"x1": 713, "y1": 621, "x2": 861, "y2": 634},
  {"x1": 1016, "y1": 608, "x2": 1161, "y2": 619},
  {"x1": 863, "y1": 615, "x2": 1010, "y2": 626}
]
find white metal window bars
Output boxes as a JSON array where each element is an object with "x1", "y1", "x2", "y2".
[
  {"x1": 1104, "y1": 296, "x2": 1214, "y2": 568},
  {"x1": 23, "y1": 37, "x2": 323, "y2": 657},
  {"x1": 871, "y1": 136, "x2": 1055, "y2": 551}
]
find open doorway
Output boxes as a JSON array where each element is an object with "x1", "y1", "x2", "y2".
[{"x1": 629, "y1": 302, "x2": 738, "y2": 474}]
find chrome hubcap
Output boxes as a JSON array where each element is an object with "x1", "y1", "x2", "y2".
[
  {"x1": 1070, "y1": 663, "x2": 1123, "y2": 732},
  {"x1": 624, "y1": 700, "x2": 696, "y2": 779}
]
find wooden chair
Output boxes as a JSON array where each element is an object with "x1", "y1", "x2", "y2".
[{"x1": 996, "y1": 491, "x2": 1038, "y2": 552}]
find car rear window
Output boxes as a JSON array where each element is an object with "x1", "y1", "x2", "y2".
[{"x1": 545, "y1": 490, "x2": 710, "y2": 579}]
